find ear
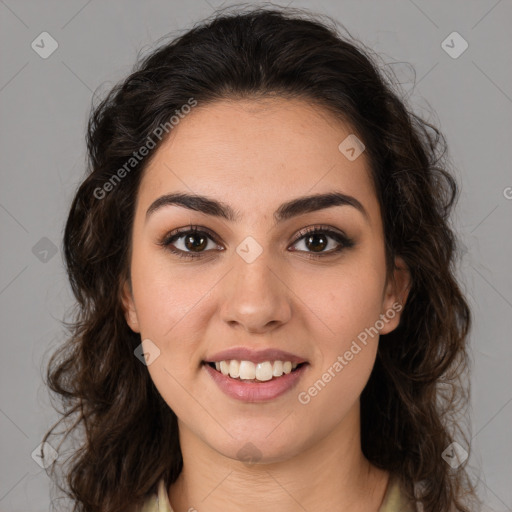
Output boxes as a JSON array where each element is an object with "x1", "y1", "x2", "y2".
[
  {"x1": 379, "y1": 256, "x2": 411, "y2": 335},
  {"x1": 120, "y1": 278, "x2": 141, "y2": 333}
]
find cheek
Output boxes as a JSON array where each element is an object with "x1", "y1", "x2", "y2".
[
  {"x1": 129, "y1": 247, "x2": 224, "y2": 396},
  {"x1": 296, "y1": 268, "x2": 381, "y2": 421},
  {"x1": 298, "y1": 342, "x2": 377, "y2": 433},
  {"x1": 298, "y1": 262, "x2": 385, "y2": 345},
  {"x1": 130, "y1": 246, "x2": 216, "y2": 340}
]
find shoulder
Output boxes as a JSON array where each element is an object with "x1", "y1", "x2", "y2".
[
  {"x1": 378, "y1": 474, "x2": 417, "y2": 512},
  {"x1": 137, "y1": 478, "x2": 174, "y2": 512}
]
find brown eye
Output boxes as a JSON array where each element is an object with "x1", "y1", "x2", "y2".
[
  {"x1": 159, "y1": 224, "x2": 354, "y2": 261},
  {"x1": 160, "y1": 226, "x2": 222, "y2": 259},
  {"x1": 304, "y1": 232, "x2": 328, "y2": 252},
  {"x1": 182, "y1": 232, "x2": 208, "y2": 252},
  {"x1": 289, "y1": 226, "x2": 355, "y2": 258}
]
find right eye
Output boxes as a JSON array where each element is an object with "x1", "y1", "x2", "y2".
[{"x1": 159, "y1": 225, "x2": 224, "y2": 259}]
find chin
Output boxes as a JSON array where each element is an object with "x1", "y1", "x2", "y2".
[{"x1": 210, "y1": 433, "x2": 308, "y2": 467}]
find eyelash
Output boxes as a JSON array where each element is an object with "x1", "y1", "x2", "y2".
[{"x1": 158, "y1": 224, "x2": 355, "y2": 260}]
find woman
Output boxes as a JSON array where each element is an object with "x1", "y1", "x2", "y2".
[{"x1": 43, "y1": 6, "x2": 479, "y2": 512}]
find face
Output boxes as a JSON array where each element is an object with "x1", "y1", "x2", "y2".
[{"x1": 121, "y1": 97, "x2": 410, "y2": 464}]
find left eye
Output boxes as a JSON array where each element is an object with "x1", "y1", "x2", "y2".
[
  {"x1": 291, "y1": 229, "x2": 343, "y2": 254},
  {"x1": 289, "y1": 226, "x2": 354, "y2": 257}
]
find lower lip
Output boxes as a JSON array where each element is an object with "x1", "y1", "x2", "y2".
[{"x1": 203, "y1": 362, "x2": 309, "y2": 402}]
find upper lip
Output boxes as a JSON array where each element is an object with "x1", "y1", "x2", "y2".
[{"x1": 204, "y1": 347, "x2": 308, "y2": 365}]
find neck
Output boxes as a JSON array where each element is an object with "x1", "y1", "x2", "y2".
[{"x1": 168, "y1": 405, "x2": 390, "y2": 512}]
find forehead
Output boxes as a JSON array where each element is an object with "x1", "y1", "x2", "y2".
[{"x1": 137, "y1": 97, "x2": 379, "y2": 225}]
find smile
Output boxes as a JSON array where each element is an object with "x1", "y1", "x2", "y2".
[
  {"x1": 207, "y1": 359, "x2": 304, "y2": 381},
  {"x1": 202, "y1": 360, "x2": 309, "y2": 402}
]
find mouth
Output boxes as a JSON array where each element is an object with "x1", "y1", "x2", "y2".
[
  {"x1": 202, "y1": 359, "x2": 310, "y2": 402},
  {"x1": 203, "y1": 360, "x2": 308, "y2": 382},
  {"x1": 201, "y1": 346, "x2": 310, "y2": 401}
]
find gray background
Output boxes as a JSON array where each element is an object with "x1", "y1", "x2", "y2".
[{"x1": 0, "y1": 0, "x2": 511, "y2": 510}]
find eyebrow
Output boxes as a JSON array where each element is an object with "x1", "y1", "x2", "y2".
[{"x1": 145, "y1": 191, "x2": 369, "y2": 225}]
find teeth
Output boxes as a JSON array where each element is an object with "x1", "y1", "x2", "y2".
[
  {"x1": 210, "y1": 360, "x2": 302, "y2": 381},
  {"x1": 239, "y1": 360, "x2": 256, "y2": 379},
  {"x1": 255, "y1": 361, "x2": 273, "y2": 381},
  {"x1": 229, "y1": 359, "x2": 240, "y2": 378},
  {"x1": 220, "y1": 360, "x2": 229, "y2": 376},
  {"x1": 273, "y1": 360, "x2": 284, "y2": 377}
]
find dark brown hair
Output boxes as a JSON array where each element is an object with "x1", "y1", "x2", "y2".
[{"x1": 43, "y1": 5, "x2": 479, "y2": 511}]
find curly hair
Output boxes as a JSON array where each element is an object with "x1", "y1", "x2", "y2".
[{"x1": 42, "y1": 5, "x2": 479, "y2": 511}]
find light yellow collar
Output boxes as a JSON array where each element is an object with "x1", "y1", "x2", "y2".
[{"x1": 141, "y1": 474, "x2": 416, "y2": 511}]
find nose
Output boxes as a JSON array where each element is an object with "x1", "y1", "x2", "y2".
[{"x1": 219, "y1": 249, "x2": 292, "y2": 335}]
